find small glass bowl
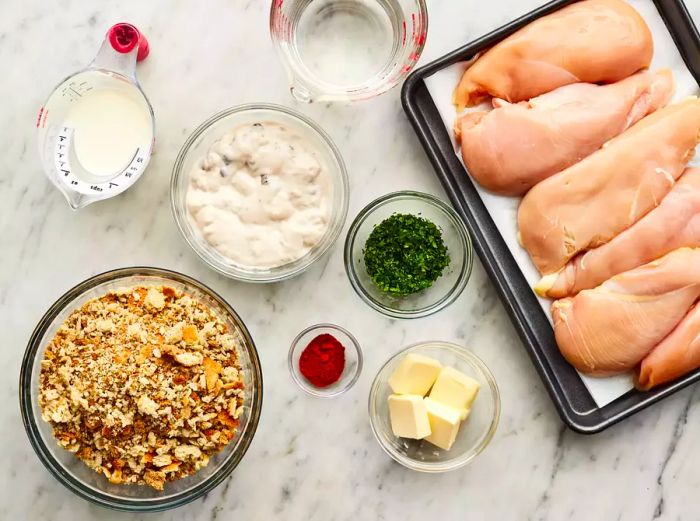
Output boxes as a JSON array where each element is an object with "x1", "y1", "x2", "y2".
[
  {"x1": 344, "y1": 191, "x2": 473, "y2": 319},
  {"x1": 171, "y1": 103, "x2": 349, "y2": 283},
  {"x1": 288, "y1": 323, "x2": 363, "y2": 398},
  {"x1": 368, "y1": 342, "x2": 500, "y2": 472},
  {"x1": 19, "y1": 267, "x2": 263, "y2": 512}
]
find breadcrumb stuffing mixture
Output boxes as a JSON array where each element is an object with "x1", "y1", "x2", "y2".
[{"x1": 38, "y1": 285, "x2": 245, "y2": 491}]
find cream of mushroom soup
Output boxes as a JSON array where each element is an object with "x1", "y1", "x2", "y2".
[{"x1": 186, "y1": 122, "x2": 331, "y2": 268}]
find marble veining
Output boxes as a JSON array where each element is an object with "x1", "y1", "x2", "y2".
[{"x1": 1, "y1": 0, "x2": 699, "y2": 519}]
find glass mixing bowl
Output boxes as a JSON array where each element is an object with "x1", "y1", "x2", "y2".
[
  {"x1": 19, "y1": 267, "x2": 263, "y2": 512},
  {"x1": 171, "y1": 104, "x2": 349, "y2": 283},
  {"x1": 368, "y1": 341, "x2": 500, "y2": 472},
  {"x1": 344, "y1": 191, "x2": 473, "y2": 319}
]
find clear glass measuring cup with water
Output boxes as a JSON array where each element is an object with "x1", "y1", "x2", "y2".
[
  {"x1": 36, "y1": 23, "x2": 154, "y2": 210},
  {"x1": 270, "y1": 0, "x2": 428, "y2": 102}
]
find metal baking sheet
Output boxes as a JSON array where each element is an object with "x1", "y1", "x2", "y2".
[{"x1": 402, "y1": 0, "x2": 700, "y2": 433}]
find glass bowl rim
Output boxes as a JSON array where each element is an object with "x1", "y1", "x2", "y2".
[
  {"x1": 288, "y1": 323, "x2": 363, "y2": 398},
  {"x1": 344, "y1": 190, "x2": 473, "y2": 319},
  {"x1": 368, "y1": 341, "x2": 500, "y2": 472},
  {"x1": 18, "y1": 266, "x2": 264, "y2": 512},
  {"x1": 170, "y1": 103, "x2": 350, "y2": 283}
]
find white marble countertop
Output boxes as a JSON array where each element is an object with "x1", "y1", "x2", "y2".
[{"x1": 2, "y1": 1, "x2": 699, "y2": 519}]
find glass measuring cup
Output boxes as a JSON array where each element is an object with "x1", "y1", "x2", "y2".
[
  {"x1": 36, "y1": 23, "x2": 155, "y2": 210},
  {"x1": 270, "y1": 0, "x2": 428, "y2": 102}
]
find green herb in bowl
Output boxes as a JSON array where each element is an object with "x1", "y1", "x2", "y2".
[{"x1": 363, "y1": 213, "x2": 451, "y2": 296}]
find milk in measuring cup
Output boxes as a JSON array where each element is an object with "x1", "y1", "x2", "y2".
[{"x1": 66, "y1": 88, "x2": 152, "y2": 178}]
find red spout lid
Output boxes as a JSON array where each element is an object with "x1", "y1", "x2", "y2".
[{"x1": 107, "y1": 23, "x2": 149, "y2": 62}]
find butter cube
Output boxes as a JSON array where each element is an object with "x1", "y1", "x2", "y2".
[
  {"x1": 429, "y1": 366, "x2": 480, "y2": 419},
  {"x1": 423, "y1": 397, "x2": 462, "y2": 451},
  {"x1": 387, "y1": 394, "x2": 431, "y2": 439},
  {"x1": 388, "y1": 354, "x2": 442, "y2": 395}
]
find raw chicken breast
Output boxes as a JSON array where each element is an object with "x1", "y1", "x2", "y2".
[
  {"x1": 456, "y1": 70, "x2": 674, "y2": 196},
  {"x1": 518, "y1": 97, "x2": 700, "y2": 275},
  {"x1": 637, "y1": 304, "x2": 700, "y2": 390},
  {"x1": 553, "y1": 248, "x2": 700, "y2": 376},
  {"x1": 453, "y1": 0, "x2": 653, "y2": 109},
  {"x1": 537, "y1": 168, "x2": 700, "y2": 298}
]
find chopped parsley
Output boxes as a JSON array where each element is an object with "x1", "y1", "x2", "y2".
[{"x1": 363, "y1": 213, "x2": 450, "y2": 296}]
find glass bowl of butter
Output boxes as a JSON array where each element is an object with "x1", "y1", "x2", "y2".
[{"x1": 368, "y1": 341, "x2": 500, "y2": 472}]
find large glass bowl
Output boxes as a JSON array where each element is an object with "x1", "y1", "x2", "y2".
[
  {"x1": 344, "y1": 191, "x2": 473, "y2": 318},
  {"x1": 368, "y1": 342, "x2": 500, "y2": 472},
  {"x1": 171, "y1": 103, "x2": 349, "y2": 283},
  {"x1": 19, "y1": 267, "x2": 263, "y2": 512}
]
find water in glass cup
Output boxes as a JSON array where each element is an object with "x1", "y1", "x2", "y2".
[
  {"x1": 296, "y1": 0, "x2": 395, "y2": 87},
  {"x1": 270, "y1": 0, "x2": 427, "y2": 102}
]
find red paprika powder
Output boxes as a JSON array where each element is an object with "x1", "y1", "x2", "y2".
[{"x1": 299, "y1": 334, "x2": 345, "y2": 387}]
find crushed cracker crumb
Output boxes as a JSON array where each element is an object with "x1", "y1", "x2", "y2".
[{"x1": 38, "y1": 285, "x2": 245, "y2": 490}]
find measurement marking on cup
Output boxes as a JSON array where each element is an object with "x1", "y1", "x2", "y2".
[{"x1": 52, "y1": 128, "x2": 149, "y2": 196}]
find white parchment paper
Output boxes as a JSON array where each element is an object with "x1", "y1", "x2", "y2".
[{"x1": 423, "y1": 0, "x2": 700, "y2": 407}]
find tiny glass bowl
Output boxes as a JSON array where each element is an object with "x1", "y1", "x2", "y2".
[
  {"x1": 368, "y1": 341, "x2": 500, "y2": 472},
  {"x1": 19, "y1": 267, "x2": 263, "y2": 512},
  {"x1": 288, "y1": 323, "x2": 363, "y2": 398},
  {"x1": 344, "y1": 191, "x2": 473, "y2": 319},
  {"x1": 171, "y1": 103, "x2": 349, "y2": 283}
]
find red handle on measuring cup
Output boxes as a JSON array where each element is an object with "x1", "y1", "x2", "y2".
[{"x1": 108, "y1": 23, "x2": 149, "y2": 62}]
